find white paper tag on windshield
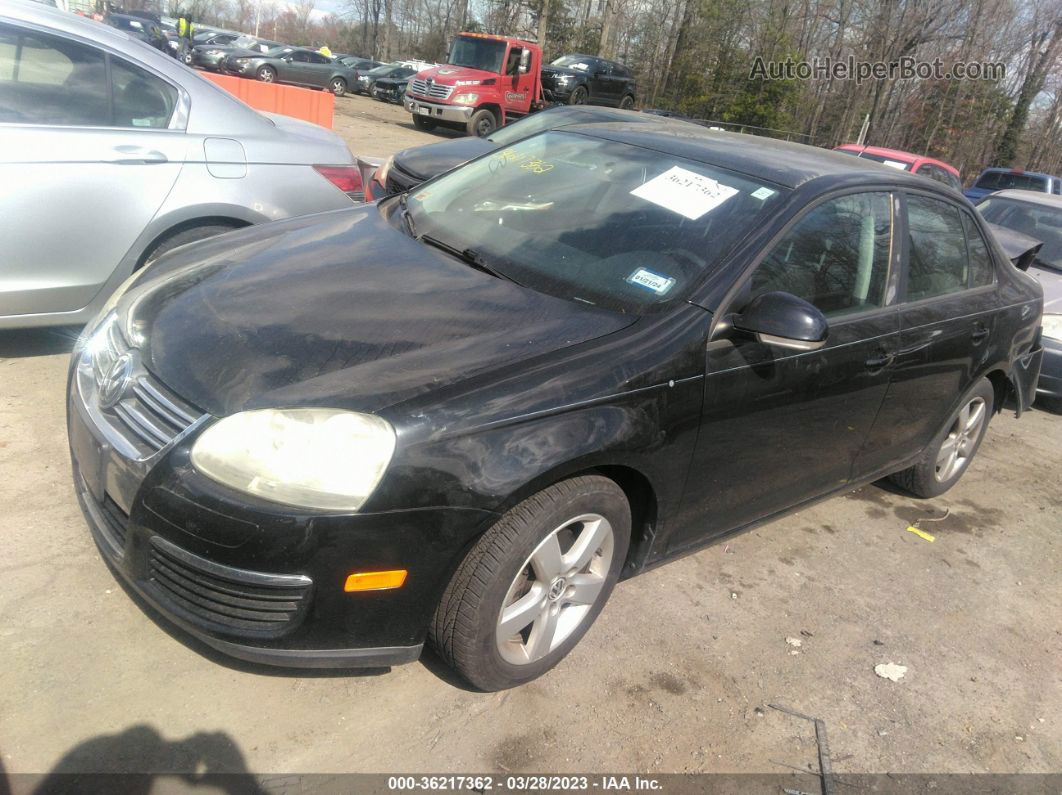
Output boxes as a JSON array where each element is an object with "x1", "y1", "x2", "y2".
[
  {"x1": 626, "y1": 268, "x2": 675, "y2": 294},
  {"x1": 751, "y1": 186, "x2": 776, "y2": 200},
  {"x1": 631, "y1": 166, "x2": 739, "y2": 220},
  {"x1": 882, "y1": 159, "x2": 909, "y2": 170}
]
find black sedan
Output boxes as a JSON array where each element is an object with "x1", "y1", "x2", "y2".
[
  {"x1": 370, "y1": 74, "x2": 410, "y2": 104},
  {"x1": 104, "y1": 14, "x2": 168, "y2": 52},
  {"x1": 68, "y1": 126, "x2": 1043, "y2": 691},
  {"x1": 371, "y1": 105, "x2": 692, "y2": 198}
]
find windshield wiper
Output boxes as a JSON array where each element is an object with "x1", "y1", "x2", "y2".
[
  {"x1": 419, "y1": 234, "x2": 521, "y2": 285},
  {"x1": 398, "y1": 193, "x2": 417, "y2": 238}
]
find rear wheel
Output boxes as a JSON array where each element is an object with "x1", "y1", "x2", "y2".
[
  {"x1": 889, "y1": 378, "x2": 994, "y2": 498},
  {"x1": 141, "y1": 224, "x2": 241, "y2": 269},
  {"x1": 430, "y1": 475, "x2": 630, "y2": 691},
  {"x1": 329, "y1": 77, "x2": 347, "y2": 96},
  {"x1": 466, "y1": 108, "x2": 498, "y2": 137},
  {"x1": 412, "y1": 114, "x2": 437, "y2": 131},
  {"x1": 256, "y1": 65, "x2": 276, "y2": 82},
  {"x1": 568, "y1": 86, "x2": 588, "y2": 105}
]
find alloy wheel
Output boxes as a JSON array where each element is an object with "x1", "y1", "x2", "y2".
[
  {"x1": 259, "y1": 68, "x2": 274, "y2": 82},
  {"x1": 935, "y1": 396, "x2": 986, "y2": 482},
  {"x1": 331, "y1": 78, "x2": 345, "y2": 94},
  {"x1": 495, "y1": 513, "x2": 614, "y2": 665}
]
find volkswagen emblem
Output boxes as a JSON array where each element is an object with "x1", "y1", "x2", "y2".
[{"x1": 97, "y1": 351, "x2": 135, "y2": 409}]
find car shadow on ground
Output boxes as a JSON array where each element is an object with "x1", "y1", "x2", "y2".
[
  {"x1": 0, "y1": 327, "x2": 80, "y2": 359},
  {"x1": 0, "y1": 725, "x2": 267, "y2": 793}
]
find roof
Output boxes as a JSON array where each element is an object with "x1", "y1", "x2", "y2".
[
  {"x1": 836, "y1": 144, "x2": 960, "y2": 176},
  {"x1": 565, "y1": 124, "x2": 957, "y2": 191},
  {"x1": 983, "y1": 189, "x2": 1062, "y2": 209}
]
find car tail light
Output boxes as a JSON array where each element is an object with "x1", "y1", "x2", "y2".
[{"x1": 314, "y1": 164, "x2": 364, "y2": 201}]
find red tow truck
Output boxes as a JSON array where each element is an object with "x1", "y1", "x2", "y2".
[{"x1": 403, "y1": 32, "x2": 546, "y2": 137}]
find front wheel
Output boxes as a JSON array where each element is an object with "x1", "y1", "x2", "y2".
[
  {"x1": 466, "y1": 108, "x2": 498, "y2": 137},
  {"x1": 430, "y1": 475, "x2": 631, "y2": 691},
  {"x1": 889, "y1": 377, "x2": 995, "y2": 498},
  {"x1": 256, "y1": 65, "x2": 276, "y2": 83},
  {"x1": 329, "y1": 77, "x2": 347, "y2": 96},
  {"x1": 568, "y1": 86, "x2": 588, "y2": 105},
  {"x1": 619, "y1": 94, "x2": 635, "y2": 109}
]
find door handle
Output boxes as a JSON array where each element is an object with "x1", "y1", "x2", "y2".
[
  {"x1": 865, "y1": 351, "x2": 895, "y2": 370},
  {"x1": 971, "y1": 323, "x2": 990, "y2": 343},
  {"x1": 109, "y1": 145, "x2": 168, "y2": 164}
]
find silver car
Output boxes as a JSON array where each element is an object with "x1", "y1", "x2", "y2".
[{"x1": 0, "y1": 1, "x2": 362, "y2": 330}]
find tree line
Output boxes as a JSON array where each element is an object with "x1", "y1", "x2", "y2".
[{"x1": 174, "y1": 0, "x2": 1061, "y2": 180}]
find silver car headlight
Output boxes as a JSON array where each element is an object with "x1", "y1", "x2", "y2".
[
  {"x1": 1042, "y1": 313, "x2": 1062, "y2": 342},
  {"x1": 191, "y1": 408, "x2": 396, "y2": 511},
  {"x1": 77, "y1": 270, "x2": 142, "y2": 350}
]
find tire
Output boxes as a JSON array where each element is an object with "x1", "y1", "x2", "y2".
[
  {"x1": 329, "y1": 77, "x2": 347, "y2": 96},
  {"x1": 430, "y1": 475, "x2": 631, "y2": 691},
  {"x1": 256, "y1": 65, "x2": 276, "y2": 82},
  {"x1": 619, "y1": 94, "x2": 635, "y2": 109},
  {"x1": 182, "y1": 49, "x2": 193, "y2": 66},
  {"x1": 568, "y1": 85, "x2": 588, "y2": 105},
  {"x1": 466, "y1": 108, "x2": 498, "y2": 137},
  {"x1": 141, "y1": 224, "x2": 240, "y2": 269},
  {"x1": 889, "y1": 377, "x2": 995, "y2": 498},
  {"x1": 412, "y1": 114, "x2": 437, "y2": 131}
]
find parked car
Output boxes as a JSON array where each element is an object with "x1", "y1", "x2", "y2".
[
  {"x1": 0, "y1": 2, "x2": 364, "y2": 330},
  {"x1": 964, "y1": 167, "x2": 1062, "y2": 203},
  {"x1": 834, "y1": 144, "x2": 963, "y2": 192},
  {"x1": 540, "y1": 53, "x2": 636, "y2": 108},
  {"x1": 104, "y1": 14, "x2": 168, "y2": 53},
  {"x1": 356, "y1": 61, "x2": 430, "y2": 95},
  {"x1": 369, "y1": 105, "x2": 696, "y2": 198},
  {"x1": 68, "y1": 125, "x2": 1042, "y2": 690},
  {"x1": 222, "y1": 46, "x2": 359, "y2": 95},
  {"x1": 976, "y1": 189, "x2": 1062, "y2": 410},
  {"x1": 193, "y1": 31, "x2": 239, "y2": 45},
  {"x1": 370, "y1": 73, "x2": 411, "y2": 103},
  {"x1": 191, "y1": 35, "x2": 281, "y2": 71},
  {"x1": 338, "y1": 56, "x2": 381, "y2": 71}
]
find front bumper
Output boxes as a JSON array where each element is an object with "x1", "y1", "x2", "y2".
[
  {"x1": 192, "y1": 51, "x2": 225, "y2": 70},
  {"x1": 403, "y1": 96, "x2": 474, "y2": 123},
  {"x1": 1037, "y1": 336, "x2": 1062, "y2": 399},
  {"x1": 67, "y1": 342, "x2": 495, "y2": 668}
]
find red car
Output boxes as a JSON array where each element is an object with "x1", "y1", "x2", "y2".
[{"x1": 835, "y1": 144, "x2": 962, "y2": 193}]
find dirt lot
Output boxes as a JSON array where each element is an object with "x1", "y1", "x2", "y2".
[{"x1": 1, "y1": 94, "x2": 1060, "y2": 784}]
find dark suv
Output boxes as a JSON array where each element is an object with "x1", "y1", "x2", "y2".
[{"x1": 540, "y1": 54, "x2": 636, "y2": 108}]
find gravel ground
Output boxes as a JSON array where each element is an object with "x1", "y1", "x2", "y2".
[{"x1": 0, "y1": 94, "x2": 1059, "y2": 784}]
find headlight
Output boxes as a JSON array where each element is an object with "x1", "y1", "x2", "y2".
[
  {"x1": 1042, "y1": 313, "x2": 1062, "y2": 341},
  {"x1": 452, "y1": 93, "x2": 478, "y2": 105},
  {"x1": 556, "y1": 75, "x2": 571, "y2": 84},
  {"x1": 376, "y1": 155, "x2": 394, "y2": 186},
  {"x1": 78, "y1": 269, "x2": 142, "y2": 347},
  {"x1": 191, "y1": 408, "x2": 396, "y2": 511},
  {"x1": 234, "y1": 57, "x2": 249, "y2": 63}
]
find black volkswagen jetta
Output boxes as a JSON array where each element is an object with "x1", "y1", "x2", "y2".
[{"x1": 68, "y1": 126, "x2": 1044, "y2": 691}]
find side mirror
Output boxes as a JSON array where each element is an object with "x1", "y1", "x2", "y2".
[
  {"x1": 519, "y1": 48, "x2": 531, "y2": 74},
  {"x1": 732, "y1": 291, "x2": 829, "y2": 352}
]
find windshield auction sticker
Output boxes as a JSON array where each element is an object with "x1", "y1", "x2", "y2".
[{"x1": 631, "y1": 166, "x2": 739, "y2": 220}]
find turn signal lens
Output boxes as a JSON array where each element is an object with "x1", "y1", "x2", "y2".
[
  {"x1": 344, "y1": 570, "x2": 407, "y2": 592},
  {"x1": 313, "y1": 164, "x2": 364, "y2": 198}
]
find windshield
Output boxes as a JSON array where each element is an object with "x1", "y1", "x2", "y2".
[
  {"x1": 399, "y1": 131, "x2": 789, "y2": 314},
  {"x1": 488, "y1": 107, "x2": 650, "y2": 147},
  {"x1": 978, "y1": 197, "x2": 1062, "y2": 272},
  {"x1": 976, "y1": 171, "x2": 1049, "y2": 192},
  {"x1": 844, "y1": 151, "x2": 912, "y2": 170},
  {"x1": 448, "y1": 36, "x2": 506, "y2": 74},
  {"x1": 265, "y1": 46, "x2": 296, "y2": 57},
  {"x1": 367, "y1": 64, "x2": 397, "y2": 77},
  {"x1": 551, "y1": 56, "x2": 593, "y2": 71},
  {"x1": 233, "y1": 36, "x2": 260, "y2": 49}
]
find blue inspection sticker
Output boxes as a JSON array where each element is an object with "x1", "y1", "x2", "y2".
[{"x1": 626, "y1": 268, "x2": 676, "y2": 295}]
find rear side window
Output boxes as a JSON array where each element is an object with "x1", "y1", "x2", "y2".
[
  {"x1": 962, "y1": 214, "x2": 995, "y2": 287},
  {"x1": 751, "y1": 192, "x2": 893, "y2": 317},
  {"x1": 906, "y1": 195, "x2": 970, "y2": 300},
  {"x1": 976, "y1": 170, "x2": 1048, "y2": 192},
  {"x1": 0, "y1": 23, "x2": 177, "y2": 128}
]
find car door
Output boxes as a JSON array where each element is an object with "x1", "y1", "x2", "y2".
[
  {"x1": 858, "y1": 191, "x2": 1000, "y2": 471},
  {"x1": 669, "y1": 190, "x2": 901, "y2": 552},
  {"x1": 278, "y1": 49, "x2": 311, "y2": 84},
  {"x1": 589, "y1": 59, "x2": 614, "y2": 102},
  {"x1": 303, "y1": 50, "x2": 333, "y2": 87},
  {"x1": 0, "y1": 21, "x2": 186, "y2": 318}
]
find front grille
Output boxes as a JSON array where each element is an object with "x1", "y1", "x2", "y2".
[
  {"x1": 146, "y1": 537, "x2": 313, "y2": 638},
  {"x1": 113, "y1": 375, "x2": 200, "y2": 455},
  {"x1": 409, "y1": 79, "x2": 453, "y2": 100},
  {"x1": 385, "y1": 162, "x2": 419, "y2": 195}
]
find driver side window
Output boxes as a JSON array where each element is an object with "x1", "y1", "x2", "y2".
[{"x1": 750, "y1": 192, "x2": 893, "y2": 317}]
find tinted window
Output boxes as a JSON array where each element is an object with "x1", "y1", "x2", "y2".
[
  {"x1": 110, "y1": 57, "x2": 177, "y2": 128},
  {"x1": 751, "y1": 192, "x2": 893, "y2": 317},
  {"x1": 291, "y1": 51, "x2": 311, "y2": 62},
  {"x1": 0, "y1": 23, "x2": 109, "y2": 125},
  {"x1": 851, "y1": 152, "x2": 912, "y2": 170},
  {"x1": 962, "y1": 214, "x2": 994, "y2": 287},
  {"x1": 975, "y1": 170, "x2": 1049, "y2": 192},
  {"x1": 906, "y1": 195, "x2": 969, "y2": 300},
  {"x1": 407, "y1": 131, "x2": 789, "y2": 314},
  {"x1": 309, "y1": 52, "x2": 330, "y2": 64}
]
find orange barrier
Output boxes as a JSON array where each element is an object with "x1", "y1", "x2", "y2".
[{"x1": 203, "y1": 72, "x2": 334, "y2": 129}]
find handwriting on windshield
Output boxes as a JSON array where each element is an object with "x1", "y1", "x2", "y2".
[{"x1": 492, "y1": 148, "x2": 555, "y2": 174}]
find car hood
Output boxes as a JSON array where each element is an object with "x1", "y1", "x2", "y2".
[
  {"x1": 413, "y1": 64, "x2": 498, "y2": 86},
  {"x1": 130, "y1": 207, "x2": 635, "y2": 417},
  {"x1": 202, "y1": 46, "x2": 258, "y2": 57},
  {"x1": 541, "y1": 65, "x2": 586, "y2": 80},
  {"x1": 394, "y1": 137, "x2": 495, "y2": 181}
]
